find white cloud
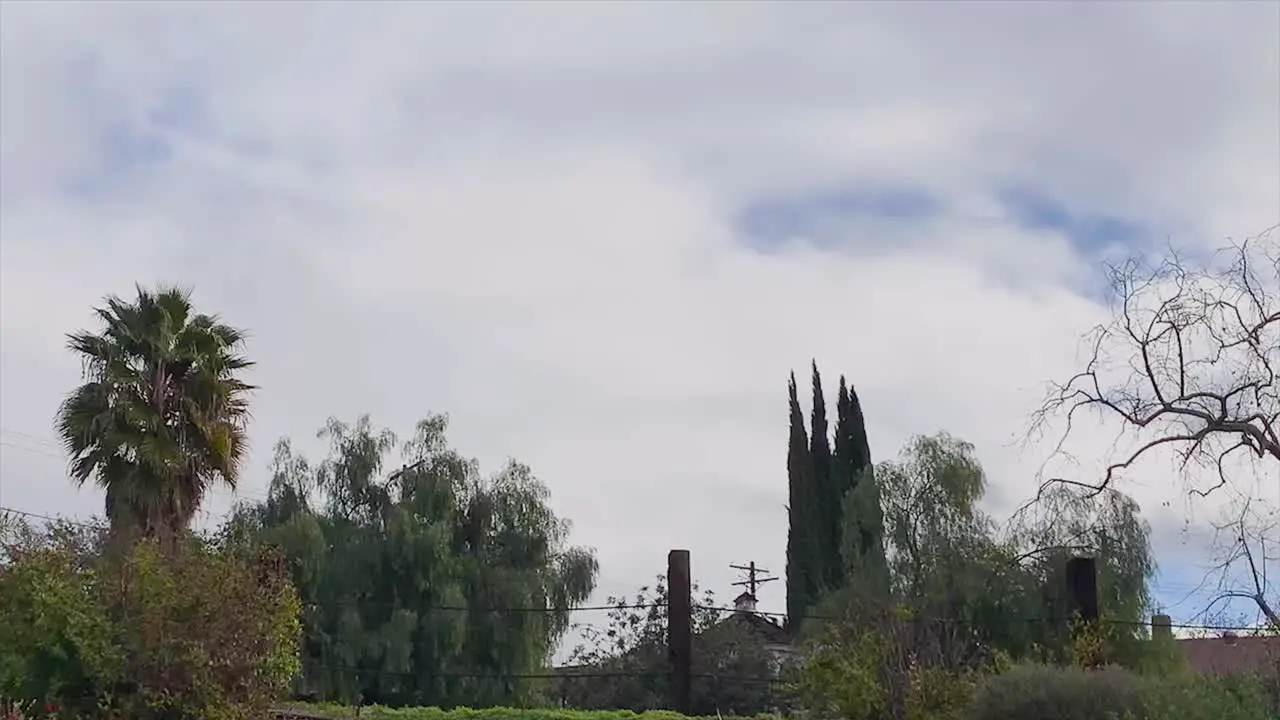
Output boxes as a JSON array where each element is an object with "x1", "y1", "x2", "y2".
[{"x1": 1, "y1": 1, "x2": 1276, "y2": 633}]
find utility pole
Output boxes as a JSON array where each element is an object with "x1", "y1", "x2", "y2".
[
  {"x1": 667, "y1": 549, "x2": 692, "y2": 715},
  {"x1": 730, "y1": 561, "x2": 777, "y2": 598},
  {"x1": 1066, "y1": 556, "x2": 1099, "y2": 623},
  {"x1": 1066, "y1": 555, "x2": 1100, "y2": 666}
]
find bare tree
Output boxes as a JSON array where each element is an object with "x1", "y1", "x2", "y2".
[
  {"x1": 1199, "y1": 498, "x2": 1280, "y2": 629},
  {"x1": 1032, "y1": 226, "x2": 1279, "y2": 625},
  {"x1": 1032, "y1": 227, "x2": 1279, "y2": 498}
]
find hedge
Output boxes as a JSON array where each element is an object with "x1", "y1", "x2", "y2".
[
  {"x1": 277, "y1": 705, "x2": 773, "y2": 720},
  {"x1": 968, "y1": 664, "x2": 1278, "y2": 720}
]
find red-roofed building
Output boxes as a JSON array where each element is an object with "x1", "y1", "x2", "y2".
[
  {"x1": 1179, "y1": 632, "x2": 1280, "y2": 676},
  {"x1": 1152, "y1": 615, "x2": 1279, "y2": 677}
]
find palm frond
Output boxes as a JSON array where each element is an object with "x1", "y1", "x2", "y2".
[{"x1": 56, "y1": 284, "x2": 254, "y2": 539}]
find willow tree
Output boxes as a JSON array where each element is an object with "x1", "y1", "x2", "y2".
[
  {"x1": 862, "y1": 433, "x2": 1154, "y2": 664},
  {"x1": 56, "y1": 285, "x2": 253, "y2": 543},
  {"x1": 1010, "y1": 483, "x2": 1156, "y2": 665},
  {"x1": 224, "y1": 413, "x2": 598, "y2": 708}
]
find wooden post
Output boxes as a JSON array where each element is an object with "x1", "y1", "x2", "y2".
[
  {"x1": 667, "y1": 549, "x2": 692, "y2": 714},
  {"x1": 1066, "y1": 556, "x2": 1100, "y2": 665},
  {"x1": 1151, "y1": 614, "x2": 1173, "y2": 642},
  {"x1": 1066, "y1": 556, "x2": 1099, "y2": 623}
]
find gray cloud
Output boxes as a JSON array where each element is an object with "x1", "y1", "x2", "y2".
[{"x1": 1, "y1": 1, "x2": 1276, "y2": 623}]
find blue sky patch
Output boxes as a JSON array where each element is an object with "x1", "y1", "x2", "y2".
[
  {"x1": 735, "y1": 185, "x2": 945, "y2": 251},
  {"x1": 1150, "y1": 565, "x2": 1265, "y2": 627},
  {"x1": 998, "y1": 187, "x2": 1146, "y2": 256},
  {"x1": 60, "y1": 54, "x2": 209, "y2": 199}
]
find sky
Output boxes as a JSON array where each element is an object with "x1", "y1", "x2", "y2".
[{"x1": 1, "y1": 1, "x2": 1278, "y2": 641}]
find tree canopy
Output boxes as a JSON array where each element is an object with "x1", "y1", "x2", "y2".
[
  {"x1": 873, "y1": 432, "x2": 1157, "y2": 664},
  {"x1": 223, "y1": 413, "x2": 599, "y2": 708}
]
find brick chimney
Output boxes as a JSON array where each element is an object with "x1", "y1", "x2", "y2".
[{"x1": 1151, "y1": 614, "x2": 1173, "y2": 642}]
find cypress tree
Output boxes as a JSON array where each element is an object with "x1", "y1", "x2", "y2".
[
  {"x1": 785, "y1": 372, "x2": 819, "y2": 630},
  {"x1": 808, "y1": 363, "x2": 834, "y2": 591},
  {"x1": 847, "y1": 384, "x2": 872, "y2": 478},
  {"x1": 829, "y1": 377, "x2": 854, "y2": 589},
  {"x1": 844, "y1": 383, "x2": 888, "y2": 593}
]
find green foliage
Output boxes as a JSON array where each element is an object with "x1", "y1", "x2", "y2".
[
  {"x1": 102, "y1": 538, "x2": 302, "y2": 719},
  {"x1": 225, "y1": 414, "x2": 598, "y2": 709},
  {"x1": 284, "y1": 705, "x2": 774, "y2": 720},
  {"x1": 833, "y1": 379, "x2": 886, "y2": 598},
  {"x1": 1142, "y1": 673, "x2": 1275, "y2": 720},
  {"x1": 969, "y1": 664, "x2": 1277, "y2": 720},
  {"x1": 808, "y1": 364, "x2": 835, "y2": 590},
  {"x1": 794, "y1": 619, "x2": 887, "y2": 720},
  {"x1": 55, "y1": 285, "x2": 254, "y2": 542},
  {"x1": 869, "y1": 434, "x2": 1039, "y2": 663},
  {"x1": 793, "y1": 433, "x2": 1164, "y2": 720},
  {"x1": 796, "y1": 604, "x2": 984, "y2": 720},
  {"x1": 848, "y1": 432, "x2": 1158, "y2": 667},
  {"x1": 0, "y1": 516, "x2": 302, "y2": 720},
  {"x1": 786, "y1": 365, "x2": 886, "y2": 632},
  {"x1": 785, "y1": 371, "x2": 821, "y2": 630},
  {"x1": 905, "y1": 666, "x2": 977, "y2": 720},
  {"x1": 968, "y1": 665, "x2": 1147, "y2": 720},
  {"x1": 0, "y1": 521, "x2": 121, "y2": 716},
  {"x1": 1011, "y1": 484, "x2": 1156, "y2": 662}
]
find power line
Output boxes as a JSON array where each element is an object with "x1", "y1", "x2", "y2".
[
  {"x1": 0, "y1": 439, "x2": 63, "y2": 459},
  {"x1": 0, "y1": 505, "x2": 103, "y2": 529}
]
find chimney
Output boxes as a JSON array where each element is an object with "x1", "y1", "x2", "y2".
[
  {"x1": 1151, "y1": 614, "x2": 1173, "y2": 642},
  {"x1": 1223, "y1": 630, "x2": 1238, "y2": 646},
  {"x1": 733, "y1": 591, "x2": 758, "y2": 616}
]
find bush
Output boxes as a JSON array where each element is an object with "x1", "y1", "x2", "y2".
[
  {"x1": 0, "y1": 520, "x2": 302, "y2": 720},
  {"x1": 283, "y1": 706, "x2": 774, "y2": 720},
  {"x1": 906, "y1": 665, "x2": 976, "y2": 720},
  {"x1": 1142, "y1": 673, "x2": 1274, "y2": 720},
  {"x1": 969, "y1": 663, "x2": 1277, "y2": 720},
  {"x1": 0, "y1": 523, "x2": 122, "y2": 716},
  {"x1": 794, "y1": 621, "x2": 887, "y2": 720},
  {"x1": 968, "y1": 664, "x2": 1146, "y2": 720},
  {"x1": 103, "y1": 538, "x2": 303, "y2": 719}
]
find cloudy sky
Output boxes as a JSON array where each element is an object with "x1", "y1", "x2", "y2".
[{"x1": 1, "y1": 1, "x2": 1278, "y2": 633}]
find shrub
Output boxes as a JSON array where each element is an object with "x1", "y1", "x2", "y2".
[
  {"x1": 796, "y1": 601, "x2": 996, "y2": 720},
  {"x1": 0, "y1": 519, "x2": 302, "y2": 720},
  {"x1": 0, "y1": 524, "x2": 122, "y2": 716},
  {"x1": 906, "y1": 665, "x2": 976, "y2": 720},
  {"x1": 1142, "y1": 673, "x2": 1274, "y2": 720},
  {"x1": 103, "y1": 538, "x2": 303, "y2": 719},
  {"x1": 968, "y1": 664, "x2": 1146, "y2": 720},
  {"x1": 969, "y1": 663, "x2": 1277, "y2": 720},
  {"x1": 282, "y1": 706, "x2": 776, "y2": 720},
  {"x1": 794, "y1": 621, "x2": 887, "y2": 720}
]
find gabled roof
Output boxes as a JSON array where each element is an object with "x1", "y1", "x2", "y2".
[{"x1": 715, "y1": 610, "x2": 792, "y2": 646}]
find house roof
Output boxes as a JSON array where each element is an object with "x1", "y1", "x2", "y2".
[
  {"x1": 717, "y1": 610, "x2": 792, "y2": 646},
  {"x1": 1178, "y1": 635, "x2": 1280, "y2": 676}
]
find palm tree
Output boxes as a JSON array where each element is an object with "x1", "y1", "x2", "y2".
[{"x1": 55, "y1": 285, "x2": 254, "y2": 543}]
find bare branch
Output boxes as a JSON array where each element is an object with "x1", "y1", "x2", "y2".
[
  {"x1": 1031, "y1": 227, "x2": 1280, "y2": 498},
  {"x1": 1191, "y1": 496, "x2": 1280, "y2": 629}
]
